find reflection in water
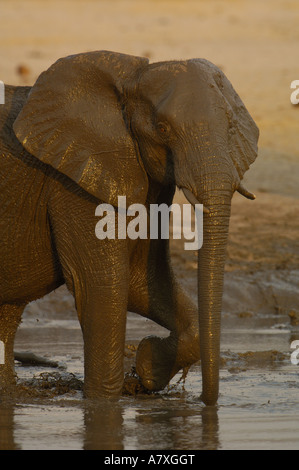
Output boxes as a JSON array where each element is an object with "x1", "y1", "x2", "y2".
[
  {"x1": 83, "y1": 399, "x2": 125, "y2": 450},
  {"x1": 0, "y1": 396, "x2": 220, "y2": 450},
  {"x1": 201, "y1": 406, "x2": 219, "y2": 450},
  {"x1": 83, "y1": 397, "x2": 219, "y2": 450},
  {"x1": 0, "y1": 404, "x2": 19, "y2": 450},
  {"x1": 132, "y1": 400, "x2": 219, "y2": 450}
]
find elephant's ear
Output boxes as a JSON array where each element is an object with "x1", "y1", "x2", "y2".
[
  {"x1": 214, "y1": 65, "x2": 259, "y2": 180},
  {"x1": 191, "y1": 59, "x2": 259, "y2": 182},
  {"x1": 13, "y1": 51, "x2": 149, "y2": 207}
]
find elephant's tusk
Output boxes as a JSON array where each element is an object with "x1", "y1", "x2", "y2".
[
  {"x1": 182, "y1": 188, "x2": 210, "y2": 214},
  {"x1": 237, "y1": 183, "x2": 256, "y2": 200}
]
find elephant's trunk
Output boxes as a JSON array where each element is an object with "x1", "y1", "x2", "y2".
[
  {"x1": 191, "y1": 163, "x2": 232, "y2": 406},
  {"x1": 198, "y1": 203, "x2": 230, "y2": 405}
]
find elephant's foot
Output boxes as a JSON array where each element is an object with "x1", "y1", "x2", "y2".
[
  {"x1": 135, "y1": 336, "x2": 176, "y2": 391},
  {"x1": 135, "y1": 330, "x2": 200, "y2": 392}
]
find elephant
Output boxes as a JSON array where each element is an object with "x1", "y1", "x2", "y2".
[{"x1": 0, "y1": 50, "x2": 258, "y2": 405}]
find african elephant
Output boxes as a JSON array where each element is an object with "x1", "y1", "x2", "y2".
[{"x1": 0, "y1": 51, "x2": 258, "y2": 405}]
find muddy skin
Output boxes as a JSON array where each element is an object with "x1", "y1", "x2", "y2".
[{"x1": 0, "y1": 51, "x2": 258, "y2": 404}]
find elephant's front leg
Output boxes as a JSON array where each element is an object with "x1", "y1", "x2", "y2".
[
  {"x1": 128, "y1": 238, "x2": 200, "y2": 392},
  {"x1": 71, "y1": 238, "x2": 130, "y2": 398},
  {"x1": 135, "y1": 296, "x2": 200, "y2": 392},
  {"x1": 80, "y1": 280, "x2": 128, "y2": 398},
  {"x1": 50, "y1": 195, "x2": 130, "y2": 398}
]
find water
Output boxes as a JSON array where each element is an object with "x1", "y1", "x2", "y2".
[
  {"x1": 2, "y1": 367, "x2": 299, "y2": 450},
  {"x1": 1, "y1": 287, "x2": 299, "y2": 450}
]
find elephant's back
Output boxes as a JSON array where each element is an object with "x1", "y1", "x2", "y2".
[{"x1": 0, "y1": 86, "x2": 64, "y2": 305}]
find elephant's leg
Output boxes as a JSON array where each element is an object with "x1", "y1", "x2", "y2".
[
  {"x1": 49, "y1": 189, "x2": 131, "y2": 398},
  {"x1": 78, "y1": 282, "x2": 129, "y2": 399},
  {"x1": 128, "y1": 239, "x2": 200, "y2": 391},
  {"x1": 0, "y1": 303, "x2": 24, "y2": 393},
  {"x1": 60, "y1": 256, "x2": 129, "y2": 399},
  {"x1": 135, "y1": 290, "x2": 200, "y2": 392}
]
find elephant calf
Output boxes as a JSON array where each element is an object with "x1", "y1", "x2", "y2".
[{"x1": 0, "y1": 51, "x2": 258, "y2": 405}]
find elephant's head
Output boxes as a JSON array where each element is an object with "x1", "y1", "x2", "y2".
[
  {"x1": 127, "y1": 59, "x2": 259, "y2": 405},
  {"x1": 13, "y1": 51, "x2": 259, "y2": 405}
]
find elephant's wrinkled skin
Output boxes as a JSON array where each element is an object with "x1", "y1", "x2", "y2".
[{"x1": 0, "y1": 51, "x2": 258, "y2": 405}]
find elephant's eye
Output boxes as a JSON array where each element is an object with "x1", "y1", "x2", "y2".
[{"x1": 157, "y1": 122, "x2": 169, "y2": 135}]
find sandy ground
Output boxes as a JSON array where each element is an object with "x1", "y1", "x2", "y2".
[{"x1": 0, "y1": 0, "x2": 299, "y2": 450}]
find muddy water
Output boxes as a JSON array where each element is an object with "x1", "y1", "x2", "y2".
[{"x1": 1, "y1": 284, "x2": 299, "y2": 450}]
